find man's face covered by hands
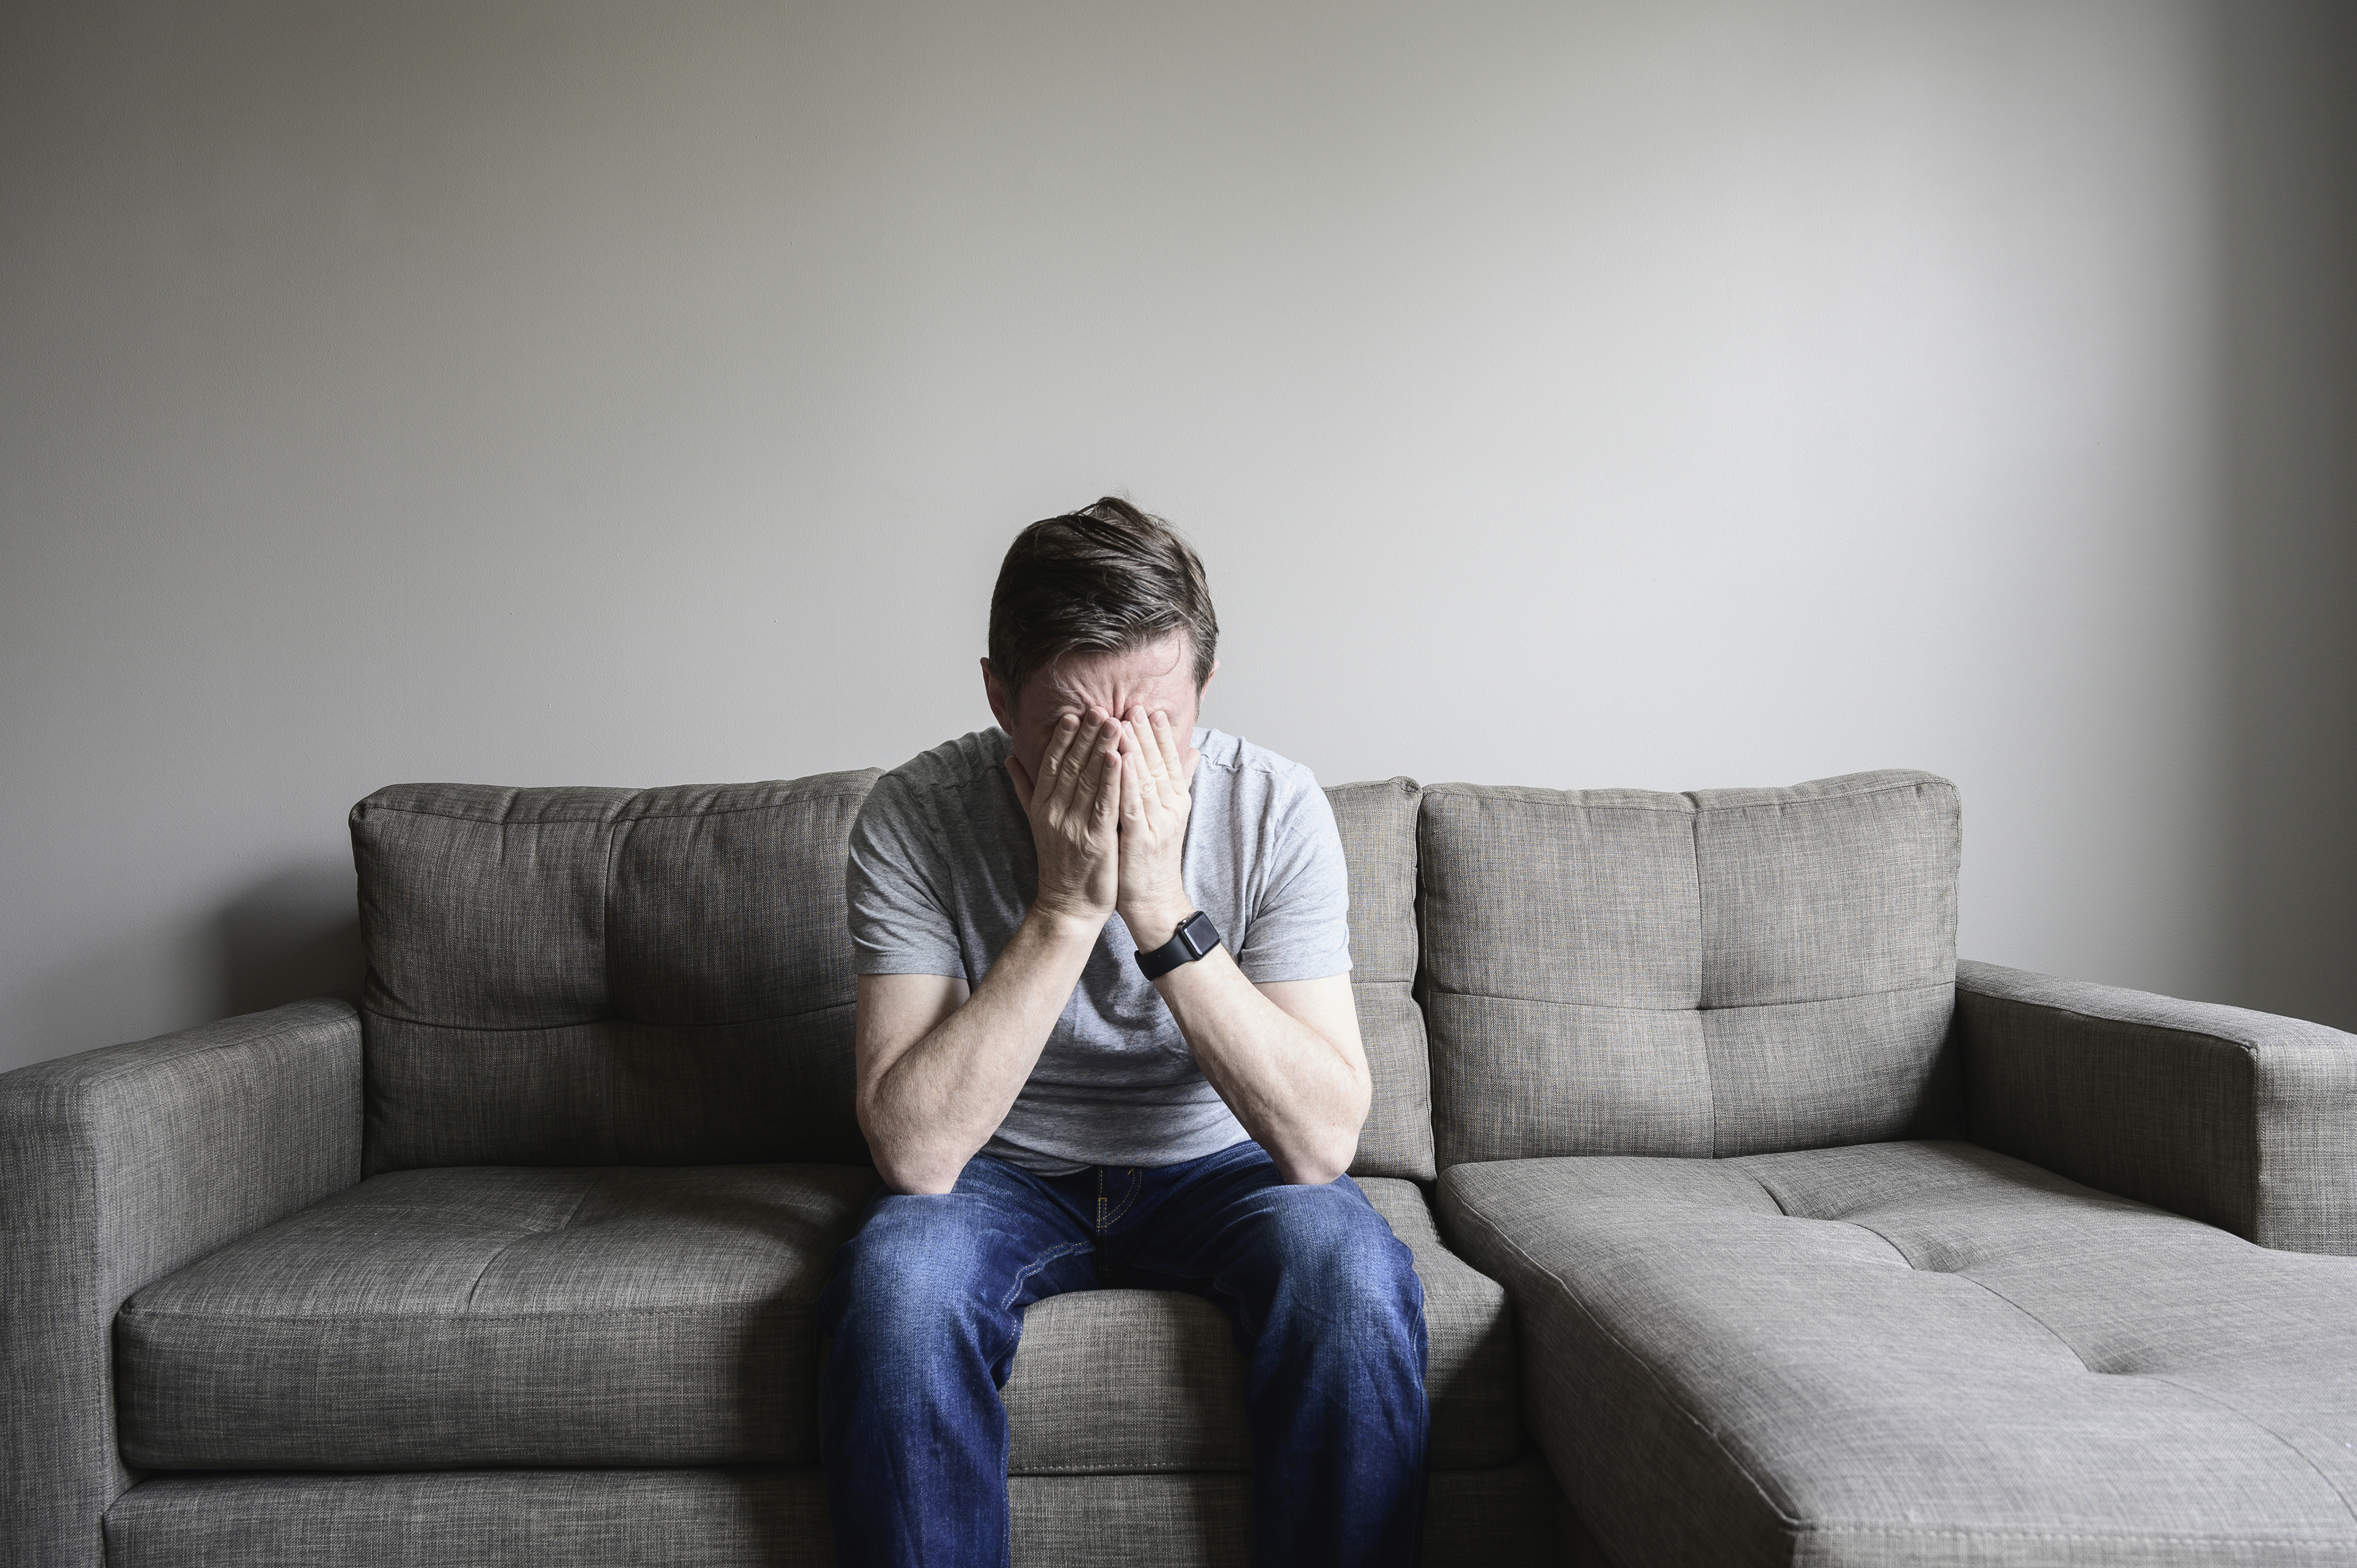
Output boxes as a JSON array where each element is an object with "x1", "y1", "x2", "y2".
[
  {"x1": 982, "y1": 631, "x2": 1212, "y2": 787},
  {"x1": 981, "y1": 631, "x2": 1215, "y2": 936}
]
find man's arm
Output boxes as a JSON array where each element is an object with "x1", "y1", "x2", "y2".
[
  {"x1": 855, "y1": 712, "x2": 1123, "y2": 1195},
  {"x1": 1157, "y1": 963, "x2": 1370, "y2": 1186},
  {"x1": 1114, "y1": 708, "x2": 1371, "y2": 1186},
  {"x1": 855, "y1": 922, "x2": 1086, "y2": 1195}
]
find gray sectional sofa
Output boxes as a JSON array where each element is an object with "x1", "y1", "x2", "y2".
[{"x1": 7, "y1": 765, "x2": 2357, "y2": 1567}]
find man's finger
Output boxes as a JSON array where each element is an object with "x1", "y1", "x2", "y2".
[
  {"x1": 1036, "y1": 711, "x2": 1082, "y2": 798},
  {"x1": 1124, "y1": 715, "x2": 1157, "y2": 781},
  {"x1": 1093, "y1": 741, "x2": 1122, "y2": 822},
  {"x1": 1128, "y1": 705, "x2": 1169, "y2": 788},
  {"x1": 1149, "y1": 709, "x2": 1187, "y2": 794},
  {"x1": 1004, "y1": 755, "x2": 1035, "y2": 812},
  {"x1": 1118, "y1": 722, "x2": 1148, "y2": 826},
  {"x1": 1046, "y1": 713, "x2": 1102, "y2": 820}
]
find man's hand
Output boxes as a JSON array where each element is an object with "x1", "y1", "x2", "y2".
[
  {"x1": 1114, "y1": 704, "x2": 1200, "y2": 951},
  {"x1": 861, "y1": 712, "x2": 1123, "y2": 1193},
  {"x1": 1004, "y1": 710, "x2": 1123, "y2": 924}
]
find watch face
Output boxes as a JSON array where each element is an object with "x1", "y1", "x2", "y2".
[{"x1": 1180, "y1": 911, "x2": 1217, "y2": 956}]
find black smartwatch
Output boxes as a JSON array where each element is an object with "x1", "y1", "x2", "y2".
[{"x1": 1136, "y1": 910, "x2": 1222, "y2": 980}]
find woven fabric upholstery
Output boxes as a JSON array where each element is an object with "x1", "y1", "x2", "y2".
[
  {"x1": 353, "y1": 774, "x2": 880, "y2": 1172},
  {"x1": 104, "y1": 1470, "x2": 836, "y2": 1568},
  {"x1": 1422, "y1": 1457, "x2": 1579, "y2": 1568},
  {"x1": 1007, "y1": 1459, "x2": 1565, "y2": 1568},
  {"x1": 102, "y1": 1461, "x2": 1565, "y2": 1568},
  {"x1": 1001, "y1": 1177, "x2": 1517, "y2": 1472},
  {"x1": 0, "y1": 1000, "x2": 361, "y2": 1568},
  {"x1": 1008, "y1": 1476, "x2": 1252, "y2": 1567},
  {"x1": 118, "y1": 1171, "x2": 1510, "y2": 1474},
  {"x1": 118, "y1": 1164, "x2": 877, "y2": 1470},
  {"x1": 1418, "y1": 770, "x2": 1960, "y2": 1167},
  {"x1": 1325, "y1": 777, "x2": 1434, "y2": 1180},
  {"x1": 1441, "y1": 1140, "x2": 2357, "y2": 1568},
  {"x1": 1958, "y1": 960, "x2": 2357, "y2": 1255}
]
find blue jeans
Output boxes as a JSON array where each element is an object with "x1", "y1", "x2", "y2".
[{"x1": 816, "y1": 1139, "x2": 1429, "y2": 1568}]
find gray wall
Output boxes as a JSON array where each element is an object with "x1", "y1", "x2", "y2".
[{"x1": 3, "y1": 0, "x2": 2351, "y2": 1074}]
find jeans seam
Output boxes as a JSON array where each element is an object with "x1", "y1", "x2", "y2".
[
  {"x1": 996, "y1": 1239, "x2": 1096, "y2": 1315},
  {"x1": 1099, "y1": 1167, "x2": 1143, "y2": 1230}
]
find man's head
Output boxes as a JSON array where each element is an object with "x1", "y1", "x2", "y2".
[{"x1": 981, "y1": 497, "x2": 1219, "y2": 775}]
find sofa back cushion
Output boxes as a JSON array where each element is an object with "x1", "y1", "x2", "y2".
[
  {"x1": 1418, "y1": 770, "x2": 1960, "y2": 1167},
  {"x1": 353, "y1": 769, "x2": 1437, "y2": 1177},
  {"x1": 1325, "y1": 778, "x2": 1434, "y2": 1181},
  {"x1": 353, "y1": 774, "x2": 880, "y2": 1173}
]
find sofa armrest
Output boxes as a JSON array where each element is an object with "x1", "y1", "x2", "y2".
[
  {"x1": 1956, "y1": 959, "x2": 2357, "y2": 1255},
  {"x1": 0, "y1": 998, "x2": 361, "y2": 1568}
]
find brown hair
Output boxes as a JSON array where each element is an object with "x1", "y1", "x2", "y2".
[{"x1": 987, "y1": 497, "x2": 1218, "y2": 707}]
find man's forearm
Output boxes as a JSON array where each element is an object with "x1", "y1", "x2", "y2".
[
  {"x1": 1151, "y1": 951, "x2": 1369, "y2": 1186},
  {"x1": 860, "y1": 908, "x2": 1101, "y2": 1194}
]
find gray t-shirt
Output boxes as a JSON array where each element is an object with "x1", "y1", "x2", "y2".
[{"x1": 846, "y1": 725, "x2": 1352, "y2": 1173}]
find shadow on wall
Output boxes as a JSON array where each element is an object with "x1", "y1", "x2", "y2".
[
  {"x1": 2219, "y1": 1, "x2": 2357, "y2": 1032},
  {"x1": 217, "y1": 864, "x2": 363, "y2": 1018}
]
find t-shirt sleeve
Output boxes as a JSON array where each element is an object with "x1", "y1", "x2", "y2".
[
  {"x1": 845, "y1": 772, "x2": 967, "y2": 979},
  {"x1": 1232, "y1": 772, "x2": 1354, "y2": 984}
]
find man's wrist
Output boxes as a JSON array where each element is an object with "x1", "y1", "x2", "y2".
[
  {"x1": 1120, "y1": 898, "x2": 1197, "y2": 953},
  {"x1": 1026, "y1": 900, "x2": 1109, "y2": 946}
]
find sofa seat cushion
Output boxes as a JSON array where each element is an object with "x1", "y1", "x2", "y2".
[
  {"x1": 119, "y1": 1169, "x2": 1517, "y2": 1475},
  {"x1": 1440, "y1": 1140, "x2": 2357, "y2": 1568},
  {"x1": 1002, "y1": 1177, "x2": 1520, "y2": 1473},
  {"x1": 118, "y1": 1164, "x2": 881, "y2": 1470}
]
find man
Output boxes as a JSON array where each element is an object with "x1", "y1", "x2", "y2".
[{"x1": 817, "y1": 498, "x2": 1429, "y2": 1568}]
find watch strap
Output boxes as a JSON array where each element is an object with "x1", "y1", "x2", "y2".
[{"x1": 1136, "y1": 910, "x2": 1222, "y2": 980}]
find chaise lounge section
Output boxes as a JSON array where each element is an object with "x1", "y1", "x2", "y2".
[{"x1": 1420, "y1": 774, "x2": 2357, "y2": 1567}]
